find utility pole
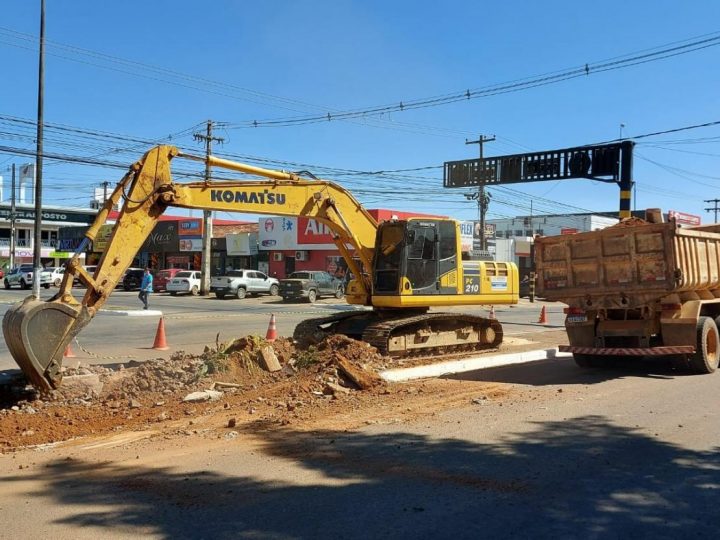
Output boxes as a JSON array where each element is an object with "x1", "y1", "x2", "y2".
[
  {"x1": 32, "y1": 0, "x2": 45, "y2": 297},
  {"x1": 464, "y1": 134, "x2": 495, "y2": 252},
  {"x1": 10, "y1": 164, "x2": 16, "y2": 269},
  {"x1": 194, "y1": 120, "x2": 224, "y2": 295},
  {"x1": 102, "y1": 180, "x2": 110, "y2": 204},
  {"x1": 705, "y1": 199, "x2": 720, "y2": 223}
]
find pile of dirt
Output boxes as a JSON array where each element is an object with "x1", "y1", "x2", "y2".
[{"x1": 0, "y1": 334, "x2": 391, "y2": 450}]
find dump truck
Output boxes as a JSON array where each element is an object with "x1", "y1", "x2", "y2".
[
  {"x1": 535, "y1": 214, "x2": 720, "y2": 374},
  {"x1": 2, "y1": 145, "x2": 519, "y2": 391}
]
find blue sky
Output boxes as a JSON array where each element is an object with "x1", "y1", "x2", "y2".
[{"x1": 2, "y1": 0, "x2": 719, "y2": 226}]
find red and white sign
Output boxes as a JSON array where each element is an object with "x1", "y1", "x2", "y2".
[
  {"x1": 560, "y1": 228, "x2": 579, "y2": 235},
  {"x1": 297, "y1": 217, "x2": 335, "y2": 244},
  {"x1": 669, "y1": 210, "x2": 701, "y2": 226}
]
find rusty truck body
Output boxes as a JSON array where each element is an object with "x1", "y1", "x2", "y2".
[{"x1": 535, "y1": 217, "x2": 720, "y2": 374}]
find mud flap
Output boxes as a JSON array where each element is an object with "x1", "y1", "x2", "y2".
[{"x1": 2, "y1": 297, "x2": 91, "y2": 392}]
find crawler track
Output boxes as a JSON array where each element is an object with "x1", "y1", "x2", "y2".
[{"x1": 293, "y1": 311, "x2": 503, "y2": 359}]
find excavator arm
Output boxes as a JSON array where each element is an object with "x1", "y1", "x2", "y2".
[{"x1": 3, "y1": 145, "x2": 379, "y2": 391}]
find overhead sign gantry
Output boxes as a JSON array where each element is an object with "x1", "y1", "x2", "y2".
[{"x1": 444, "y1": 140, "x2": 635, "y2": 218}]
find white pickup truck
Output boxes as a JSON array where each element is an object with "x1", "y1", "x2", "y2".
[
  {"x1": 3, "y1": 264, "x2": 52, "y2": 290},
  {"x1": 210, "y1": 269, "x2": 279, "y2": 299}
]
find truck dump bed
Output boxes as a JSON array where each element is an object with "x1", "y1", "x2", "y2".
[{"x1": 535, "y1": 219, "x2": 720, "y2": 308}]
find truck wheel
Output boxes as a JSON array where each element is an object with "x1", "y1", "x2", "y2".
[
  {"x1": 573, "y1": 353, "x2": 603, "y2": 368},
  {"x1": 3, "y1": 280, "x2": 9, "y2": 290},
  {"x1": 216, "y1": 292, "x2": 226, "y2": 300},
  {"x1": 20, "y1": 279, "x2": 28, "y2": 290},
  {"x1": 689, "y1": 316, "x2": 719, "y2": 374},
  {"x1": 307, "y1": 289, "x2": 317, "y2": 303},
  {"x1": 54, "y1": 278, "x2": 61, "y2": 287},
  {"x1": 335, "y1": 286, "x2": 344, "y2": 299},
  {"x1": 236, "y1": 287, "x2": 246, "y2": 299},
  {"x1": 270, "y1": 284, "x2": 279, "y2": 296},
  {"x1": 43, "y1": 283, "x2": 50, "y2": 289}
]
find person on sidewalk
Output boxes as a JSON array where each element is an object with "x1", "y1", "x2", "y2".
[{"x1": 138, "y1": 267, "x2": 153, "y2": 310}]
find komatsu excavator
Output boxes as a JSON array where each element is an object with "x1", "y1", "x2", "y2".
[{"x1": 3, "y1": 146, "x2": 519, "y2": 391}]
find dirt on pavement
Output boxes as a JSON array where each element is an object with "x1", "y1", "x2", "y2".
[{"x1": 0, "y1": 330, "x2": 567, "y2": 452}]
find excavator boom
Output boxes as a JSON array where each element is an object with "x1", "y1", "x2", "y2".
[{"x1": 2, "y1": 145, "x2": 379, "y2": 391}]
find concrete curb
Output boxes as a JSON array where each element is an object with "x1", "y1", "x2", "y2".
[
  {"x1": 98, "y1": 309, "x2": 163, "y2": 317},
  {"x1": 379, "y1": 348, "x2": 573, "y2": 382}
]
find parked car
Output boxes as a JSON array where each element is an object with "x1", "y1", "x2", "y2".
[
  {"x1": 210, "y1": 269, "x2": 279, "y2": 299},
  {"x1": 45, "y1": 266, "x2": 66, "y2": 287},
  {"x1": 4, "y1": 264, "x2": 52, "y2": 289},
  {"x1": 122, "y1": 268, "x2": 149, "y2": 291},
  {"x1": 279, "y1": 270, "x2": 344, "y2": 303},
  {"x1": 166, "y1": 270, "x2": 201, "y2": 295},
  {"x1": 154, "y1": 268, "x2": 183, "y2": 292},
  {"x1": 72, "y1": 265, "x2": 97, "y2": 286}
]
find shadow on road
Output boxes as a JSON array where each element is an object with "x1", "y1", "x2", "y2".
[
  {"x1": 447, "y1": 356, "x2": 687, "y2": 387},
  {"x1": 6, "y1": 416, "x2": 718, "y2": 538}
]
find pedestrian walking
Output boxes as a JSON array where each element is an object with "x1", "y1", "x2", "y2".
[{"x1": 138, "y1": 267, "x2": 153, "y2": 310}]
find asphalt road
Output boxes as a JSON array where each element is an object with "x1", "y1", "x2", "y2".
[
  {"x1": 1, "y1": 351, "x2": 718, "y2": 538},
  {"x1": 0, "y1": 287, "x2": 564, "y2": 372}
]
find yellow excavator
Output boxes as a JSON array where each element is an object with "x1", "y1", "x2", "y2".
[{"x1": 3, "y1": 146, "x2": 519, "y2": 391}]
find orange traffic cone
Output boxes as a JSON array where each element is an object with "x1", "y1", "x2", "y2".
[
  {"x1": 265, "y1": 313, "x2": 278, "y2": 342},
  {"x1": 489, "y1": 306, "x2": 496, "y2": 319},
  {"x1": 63, "y1": 343, "x2": 76, "y2": 358},
  {"x1": 538, "y1": 305, "x2": 548, "y2": 324},
  {"x1": 152, "y1": 317, "x2": 170, "y2": 351}
]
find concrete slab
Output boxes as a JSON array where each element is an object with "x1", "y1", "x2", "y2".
[
  {"x1": 98, "y1": 309, "x2": 163, "y2": 317},
  {"x1": 379, "y1": 348, "x2": 573, "y2": 382}
]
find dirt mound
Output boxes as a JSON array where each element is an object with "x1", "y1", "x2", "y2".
[{"x1": 0, "y1": 334, "x2": 389, "y2": 450}]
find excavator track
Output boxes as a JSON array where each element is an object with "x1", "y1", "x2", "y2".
[
  {"x1": 362, "y1": 312, "x2": 503, "y2": 357},
  {"x1": 292, "y1": 311, "x2": 503, "y2": 358}
]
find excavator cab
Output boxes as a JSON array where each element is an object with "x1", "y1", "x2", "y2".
[{"x1": 373, "y1": 218, "x2": 459, "y2": 297}]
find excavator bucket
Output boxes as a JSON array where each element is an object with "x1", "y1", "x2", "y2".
[{"x1": 2, "y1": 297, "x2": 92, "y2": 392}]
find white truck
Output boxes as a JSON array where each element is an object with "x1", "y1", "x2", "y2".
[
  {"x1": 210, "y1": 269, "x2": 279, "y2": 299},
  {"x1": 3, "y1": 264, "x2": 52, "y2": 290}
]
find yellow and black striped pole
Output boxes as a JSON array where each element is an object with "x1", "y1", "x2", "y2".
[{"x1": 618, "y1": 141, "x2": 635, "y2": 219}]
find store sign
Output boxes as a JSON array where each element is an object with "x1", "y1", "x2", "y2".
[
  {"x1": 258, "y1": 216, "x2": 352, "y2": 251},
  {"x1": 0, "y1": 206, "x2": 96, "y2": 224},
  {"x1": 143, "y1": 222, "x2": 179, "y2": 251},
  {"x1": 179, "y1": 238, "x2": 203, "y2": 251},
  {"x1": 297, "y1": 218, "x2": 335, "y2": 245},
  {"x1": 560, "y1": 228, "x2": 579, "y2": 235},
  {"x1": 0, "y1": 247, "x2": 54, "y2": 258},
  {"x1": 226, "y1": 233, "x2": 258, "y2": 256},
  {"x1": 668, "y1": 210, "x2": 701, "y2": 226},
  {"x1": 178, "y1": 218, "x2": 203, "y2": 236},
  {"x1": 460, "y1": 221, "x2": 474, "y2": 251}
]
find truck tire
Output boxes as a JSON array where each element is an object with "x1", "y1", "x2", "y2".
[
  {"x1": 20, "y1": 279, "x2": 28, "y2": 290},
  {"x1": 43, "y1": 283, "x2": 50, "y2": 289},
  {"x1": 191, "y1": 285, "x2": 199, "y2": 296},
  {"x1": 689, "y1": 316, "x2": 719, "y2": 374},
  {"x1": 307, "y1": 289, "x2": 317, "y2": 303},
  {"x1": 335, "y1": 286, "x2": 344, "y2": 299},
  {"x1": 236, "y1": 287, "x2": 246, "y2": 299},
  {"x1": 573, "y1": 353, "x2": 603, "y2": 368},
  {"x1": 4, "y1": 280, "x2": 9, "y2": 290},
  {"x1": 216, "y1": 292, "x2": 226, "y2": 300},
  {"x1": 270, "y1": 284, "x2": 279, "y2": 296}
]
